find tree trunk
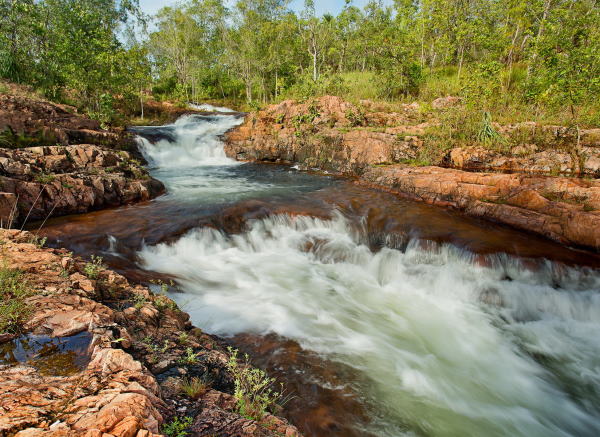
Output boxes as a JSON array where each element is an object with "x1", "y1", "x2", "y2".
[
  {"x1": 457, "y1": 46, "x2": 465, "y2": 79},
  {"x1": 140, "y1": 89, "x2": 144, "y2": 120}
]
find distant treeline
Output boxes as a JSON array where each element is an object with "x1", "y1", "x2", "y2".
[{"x1": 1, "y1": 0, "x2": 599, "y2": 123}]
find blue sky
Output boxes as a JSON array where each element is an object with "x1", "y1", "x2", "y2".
[{"x1": 138, "y1": 0, "x2": 392, "y2": 17}]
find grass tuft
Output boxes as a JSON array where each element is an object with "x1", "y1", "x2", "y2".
[
  {"x1": 179, "y1": 375, "x2": 211, "y2": 400},
  {"x1": 0, "y1": 266, "x2": 33, "y2": 334}
]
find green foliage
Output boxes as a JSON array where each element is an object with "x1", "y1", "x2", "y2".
[
  {"x1": 0, "y1": 0, "x2": 149, "y2": 117},
  {"x1": 226, "y1": 347, "x2": 284, "y2": 421},
  {"x1": 131, "y1": 293, "x2": 147, "y2": 310},
  {"x1": 162, "y1": 416, "x2": 193, "y2": 437},
  {"x1": 0, "y1": 266, "x2": 33, "y2": 334},
  {"x1": 83, "y1": 255, "x2": 105, "y2": 279},
  {"x1": 476, "y1": 112, "x2": 505, "y2": 145},
  {"x1": 88, "y1": 94, "x2": 117, "y2": 127},
  {"x1": 2, "y1": 0, "x2": 598, "y2": 123},
  {"x1": 376, "y1": 62, "x2": 423, "y2": 99},
  {"x1": 178, "y1": 347, "x2": 199, "y2": 366},
  {"x1": 27, "y1": 235, "x2": 47, "y2": 248},
  {"x1": 34, "y1": 173, "x2": 56, "y2": 184},
  {"x1": 283, "y1": 73, "x2": 349, "y2": 101}
]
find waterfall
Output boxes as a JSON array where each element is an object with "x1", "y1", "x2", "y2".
[{"x1": 134, "y1": 113, "x2": 243, "y2": 168}]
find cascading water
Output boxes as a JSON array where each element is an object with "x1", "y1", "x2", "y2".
[
  {"x1": 40, "y1": 111, "x2": 600, "y2": 437},
  {"x1": 139, "y1": 213, "x2": 600, "y2": 437},
  {"x1": 135, "y1": 114, "x2": 241, "y2": 168}
]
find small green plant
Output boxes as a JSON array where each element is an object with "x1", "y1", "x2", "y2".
[
  {"x1": 226, "y1": 347, "x2": 284, "y2": 421},
  {"x1": 154, "y1": 295, "x2": 179, "y2": 312},
  {"x1": 345, "y1": 108, "x2": 366, "y2": 127},
  {"x1": 248, "y1": 100, "x2": 262, "y2": 112},
  {"x1": 0, "y1": 266, "x2": 33, "y2": 334},
  {"x1": 162, "y1": 416, "x2": 193, "y2": 437},
  {"x1": 178, "y1": 332, "x2": 189, "y2": 345},
  {"x1": 274, "y1": 113, "x2": 285, "y2": 124},
  {"x1": 179, "y1": 375, "x2": 211, "y2": 400},
  {"x1": 477, "y1": 111, "x2": 505, "y2": 145},
  {"x1": 28, "y1": 235, "x2": 47, "y2": 248},
  {"x1": 150, "y1": 278, "x2": 171, "y2": 295},
  {"x1": 131, "y1": 292, "x2": 147, "y2": 310},
  {"x1": 34, "y1": 172, "x2": 56, "y2": 184},
  {"x1": 178, "y1": 347, "x2": 199, "y2": 365},
  {"x1": 83, "y1": 255, "x2": 105, "y2": 279}
]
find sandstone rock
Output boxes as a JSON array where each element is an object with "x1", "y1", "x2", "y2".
[
  {"x1": 225, "y1": 96, "x2": 599, "y2": 249},
  {"x1": 0, "y1": 144, "x2": 164, "y2": 225},
  {"x1": 361, "y1": 165, "x2": 600, "y2": 250},
  {"x1": 0, "y1": 94, "x2": 131, "y2": 149},
  {"x1": 0, "y1": 230, "x2": 302, "y2": 437}
]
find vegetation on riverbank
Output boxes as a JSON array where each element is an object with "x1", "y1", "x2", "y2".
[{"x1": 1, "y1": 0, "x2": 599, "y2": 129}]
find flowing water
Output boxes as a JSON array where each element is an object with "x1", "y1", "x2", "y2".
[{"x1": 38, "y1": 112, "x2": 600, "y2": 437}]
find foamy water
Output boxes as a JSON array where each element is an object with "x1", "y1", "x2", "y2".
[
  {"x1": 189, "y1": 103, "x2": 237, "y2": 113},
  {"x1": 139, "y1": 213, "x2": 600, "y2": 436},
  {"x1": 136, "y1": 114, "x2": 242, "y2": 168},
  {"x1": 133, "y1": 112, "x2": 600, "y2": 436}
]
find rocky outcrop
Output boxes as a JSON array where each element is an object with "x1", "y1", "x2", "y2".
[
  {"x1": 225, "y1": 96, "x2": 600, "y2": 250},
  {"x1": 0, "y1": 94, "x2": 135, "y2": 150},
  {"x1": 225, "y1": 96, "x2": 600, "y2": 177},
  {"x1": 225, "y1": 96, "x2": 426, "y2": 174},
  {"x1": 361, "y1": 165, "x2": 600, "y2": 250},
  {"x1": 0, "y1": 229, "x2": 301, "y2": 437},
  {"x1": 0, "y1": 145, "x2": 164, "y2": 226}
]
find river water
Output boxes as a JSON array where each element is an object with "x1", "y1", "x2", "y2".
[{"x1": 38, "y1": 112, "x2": 600, "y2": 437}]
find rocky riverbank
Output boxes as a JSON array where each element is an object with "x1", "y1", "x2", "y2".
[
  {"x1": 0, "y1": 93, "x2": 164, "y2": 226},
  {"x1": 0, "y1": 229, "x2": 301, "y2": 437},
  {"x1": 225, "y1": 96, "x2": 600, "y2": 251}
]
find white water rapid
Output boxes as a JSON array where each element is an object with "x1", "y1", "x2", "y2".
[{"x1": 135, "y1": 112, "x2": 600, "y2": 436}]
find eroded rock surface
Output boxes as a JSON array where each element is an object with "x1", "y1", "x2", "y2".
[
  {"x1": 0, "y1": 145, "x2": 164, "y2": 225},
  {"x1": 0, "y1": 230, "x2": 301, "y2": 437},
  {"x1": 361, "y1": 166, "x2": 600, "y2": 250},
  {"x1": 0, "y1": 94, "x2": 132, "y2": 149}
]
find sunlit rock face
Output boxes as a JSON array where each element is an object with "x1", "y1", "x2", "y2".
[{"x1": 225, "y1": 96, "x2": 600, "y2": 251}]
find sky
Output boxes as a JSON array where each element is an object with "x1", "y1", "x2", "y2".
[{"x1": 138, "y1": 0, "x2": 392, "y2": 17}]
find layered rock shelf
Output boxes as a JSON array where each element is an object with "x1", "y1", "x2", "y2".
[
  {"x1": 226, "y1": 96, "x2": 600, "y2": 251},
  {"x1": 0, "y1": 229, "x2": 301, "y2": 437},
  {"x1": 0, "y1": 94, "x2": 165, "y2": 226},
  {"x1": 0, "y1": 145, "x2": 164, "y2": 226}
]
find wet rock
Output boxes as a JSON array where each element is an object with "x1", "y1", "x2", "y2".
[{"x1": 361, "y1": 165, "x2": 600, "y2": 250}]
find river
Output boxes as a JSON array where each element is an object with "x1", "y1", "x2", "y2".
[{"x1": 38, "y1": 110, "x2": 600, "y2": 437}]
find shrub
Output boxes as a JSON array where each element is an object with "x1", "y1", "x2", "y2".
[
  {"x1": 226, "y1": 347, "x2": 284, "y2": 421},
  {"x1": 476, "y1": 112, "x2": 505, "y2": 145},
  {"x1": 131, "y1": 293, "x2": 147, "y2": 310},
  {"x1": 34, "y1": 172, "x2": 56, "y2": 184},
  {"x1": 178, "y1": 347, "x2": 199, "y2": 366}
]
